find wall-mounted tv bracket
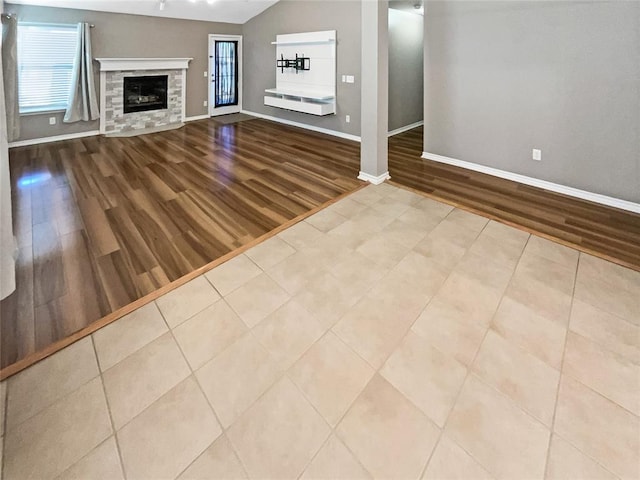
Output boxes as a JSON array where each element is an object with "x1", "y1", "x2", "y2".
[{"x1": 276, "y1": 54, "x2": 311, "y2": 74}]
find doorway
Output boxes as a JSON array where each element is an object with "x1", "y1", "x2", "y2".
[{"x1": 208, "y1": 34, "x2": 242, "y2": 116}]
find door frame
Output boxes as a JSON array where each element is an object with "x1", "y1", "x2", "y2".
[{"x1": 208, "y1": 34, "x2": 243, "y2": 117}]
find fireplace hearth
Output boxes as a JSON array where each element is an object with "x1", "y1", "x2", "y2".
[{"x1": 123, "y1": 75, "x2": 168, "y2": 114}]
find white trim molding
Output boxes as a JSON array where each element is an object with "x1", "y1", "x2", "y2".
[
  {"x1": 95, "y1": 58, "x2": 193, "y2": 71},
  {"x1": 358, "y1": 171, "x2": 391, "y2": 185},
  {"x1": 241, "y1": 110, "x2": 361, "y2": 142},
  {"x1": 388, "y1": 121, "x2": 423, "y2": 137},
  {"x1": 9, "y1": 130, "x2": 100, "y2": 148},
  {"x1": 422, "y1": 151, "x2": 640, "y2": 214},
  {"x1": 184, "y1": 114, "x2": 210, "y2": 122}
]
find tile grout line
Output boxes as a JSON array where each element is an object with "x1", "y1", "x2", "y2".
[
  {"x1": 559, "y1": 348, "x2": 640, "y2": 417},
  {"x1": 280, "y1": 216, "x2": 421, "y2": 476},
  {"x1": 172, "y1": 193, "x2": 396, "y2": 478},
  {"x1": 90, "y1": 334, "x2": 128, "y2": 480},
  {"x1": 294, "y1": 430, "x2": 336, "y2": 480},
  {"x1": 293, "y1": 372, "x2": 378, "y2": 480},
  {"x1": 416, "y1": 229, "x2": 533, "y2": 479},
  {"x1": 355, "y1": 215, "x2": 496, "y2": 479},
  {"x1": 541, "y1": 253, "x2": 632, "y2": 478},
  {"x1": 267, "y1": 244, "x2": 411, "y2": 476},
  {"x1": 161, "y1": 297, "x2": 252, "y2": 480},
  {"x1": 542, "y1": 250, "x2": 580, "y2": 479},
  {"x1": 550, "y1": 432, "x2": 622, "y2": 479},
  {"x1": 87, "y1": 302, "x2": 200, "y2": 477},
  {"x1": 1, "y1": 340, "x2": 114, "y2": 476}
]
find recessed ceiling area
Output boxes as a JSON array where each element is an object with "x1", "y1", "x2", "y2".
[{"x1": 6, "y1": 0, "x2": 280, "y2": 24}]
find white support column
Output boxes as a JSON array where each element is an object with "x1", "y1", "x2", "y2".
[{"x1": 359, "y1": 0, "x2": 390, "y2": 185}]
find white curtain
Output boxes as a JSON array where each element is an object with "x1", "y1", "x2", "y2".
[
  {"x1": 1, "y1": 13, "x2": 19, "y2": 141},
  {"x1": 64, "y1": 22, "x2": 99, "y2": 123},
  {"x1": 0, "y1": 13, "x2": 16, "y2": 300}
]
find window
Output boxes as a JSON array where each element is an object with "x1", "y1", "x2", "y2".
[{"x1": 17, "y1": 23, "x2": 77, "y2": 114}]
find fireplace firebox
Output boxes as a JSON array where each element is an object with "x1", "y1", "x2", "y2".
[{"x1": 123, "y1": 75, "x2": 168, "y2": 114}]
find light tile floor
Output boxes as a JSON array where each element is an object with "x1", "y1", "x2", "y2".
[{"x1": 1, "y1": 182, "x2": 639, "y2": 480}]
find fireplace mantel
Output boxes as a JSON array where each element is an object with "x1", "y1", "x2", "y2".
[{"x1": 96, "y1": 58, "x2": 193, "y2": 72}]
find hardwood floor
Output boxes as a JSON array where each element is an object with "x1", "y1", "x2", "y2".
[
  {"x1": 389, "y1": 126, "x2": 640, "y2": 271},
  {"x1": 3, "y1": 120, "x2": 638, "y2": 376},
  {"x1": 1, "y1": 118, "x2": 361, "y2": 372}
]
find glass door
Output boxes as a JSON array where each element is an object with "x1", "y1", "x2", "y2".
[{"x1": 209, "y1": 35, "x2": 242, "y2": 116}]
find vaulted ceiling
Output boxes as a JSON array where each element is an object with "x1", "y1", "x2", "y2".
[{"x1": 6, "y1": 0, "x2": 280, "y2": 24}]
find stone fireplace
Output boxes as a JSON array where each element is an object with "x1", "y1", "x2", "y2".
[{"x1": 96, "y1": 58, "x2": 192, "y2": 134}]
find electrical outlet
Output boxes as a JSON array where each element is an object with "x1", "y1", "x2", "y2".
[
  {"x1": 346, "y1": 115, "x2": 350, "y2": 123},
  {"x1": 532, "y1": 149, "x2": 542, "y2": 161},
  {"x1": 346, "y1": 75, "x2": 355, "y2": 84},
  {"x1": 204, "y1": 71, "x2": 207, "y2": 78},
  {"x1": 49, "y1": 117, "x2": 56, "y2": 125},
  {"x1": 203, "y1": 100, "x2": 208, "y2": 107}
]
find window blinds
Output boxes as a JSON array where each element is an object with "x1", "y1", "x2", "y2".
[{"x1": 17, "y1": 23, "x2": 77, "y2": 113}]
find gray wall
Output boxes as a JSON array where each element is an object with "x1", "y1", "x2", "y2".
[
  {"x1": 6, "y1": 3, "x2": 241, "y2": 140},
  {"x1": 424, "y1": 1, "x2": 640, "y2": 203},
  {"x1": 388, "y1": 8, "x2": 423, "y2": 132},
  {"x1": 241, "y1": 0, "x2": 361, "y2": 137}
]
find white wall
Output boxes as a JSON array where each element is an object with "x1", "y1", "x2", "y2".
[{"x1": 388, "y1": 8, "x2": 423, "y2": 131}]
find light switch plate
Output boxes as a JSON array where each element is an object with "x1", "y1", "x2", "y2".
[{"x1": 532, "y1": 149, "x2": 542, "y2": 161}]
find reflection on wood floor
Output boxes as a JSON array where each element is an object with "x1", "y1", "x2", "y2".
[
  {"x1": 1, "y1": 119, "x2": 361, "y2": 370},
  {"x1": 388, "y1": 126, "x2": 640, "y2": 271}
]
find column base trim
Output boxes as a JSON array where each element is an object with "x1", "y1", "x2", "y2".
[{"x1": 358, "y1": 171, "x2": 391, "y2": 185}]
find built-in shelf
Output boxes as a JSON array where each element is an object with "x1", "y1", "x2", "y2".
[
  {"x1": 265, "y1": 88, "x2": 334, "y2": 101},
  {"x1": 266, "y1": 30, "x2": 336, "y2": 116},
  {"x1": 264, "y1": 89, "x2": 335, "y2": 116},
  {"x1": 264, "y1": 95, "x2": 335, "y2": 116}
]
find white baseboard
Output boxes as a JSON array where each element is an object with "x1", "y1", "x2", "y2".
[
  {"x1": 388, "y1": 121, "x2": 423, "y2": 137},
  {"x1": 358, "y1": 171, "x2": 391, "y2": 185},
  {"x1": 9, "y1": 130, "x2": 100, "y2": 148},
  {"x1": 184, "y1": 114, "x2": 210, "y2": 122},
  {"x1": 241, "y1": 110, "x2": 361, "y2": 142},
  {"x1": 422, "y1": 151, "x2": 640, "y2": 214}
]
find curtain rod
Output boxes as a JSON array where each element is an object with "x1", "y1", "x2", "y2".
[{"x1": 2, "y1": 14, "x2": 94, "y2": 27}]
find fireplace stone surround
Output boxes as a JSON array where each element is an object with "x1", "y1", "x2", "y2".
[{"x1": 96, "y1": 58, "x2": 192, "y2": 134}]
